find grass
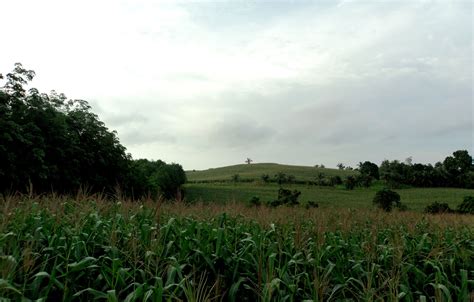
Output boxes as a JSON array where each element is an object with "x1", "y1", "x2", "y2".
[
  {"x1": 0, "y1": 195, "x2": 473, "y2": 301},
  {"x1": 186, "y1": 163, "x2": 356, "y2": 183},
  {"x1": 184, "y1": 182, "x2": 474, "y2": 212}
]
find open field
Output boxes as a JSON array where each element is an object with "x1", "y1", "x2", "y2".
[
  {"x1": 0, "y1": 196, "x2": 473, "y2": 301},
  {"x1": 185, "y1": 182, "x2": 474, "y2": 212},
  {"x1": 186, "y1": 163, "x2": 356, "y2": 183}
]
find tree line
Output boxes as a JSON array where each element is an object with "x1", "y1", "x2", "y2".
[
  {"x1": 0, "y1": 63, "x2": 185, "y2": 198},
  {"x1": 337, "y1": 153, "x2": 473, "y2": 190}
]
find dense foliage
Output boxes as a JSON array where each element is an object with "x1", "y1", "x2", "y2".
[
  {"x1": 358, "y1": 161, "x2": 380, "y2": 180},
  {"x1": 126, "y1": 159, "x2": 187, "y2": 200},
  {"x1": 0, "y1": 198, "x2": 473, "y2": 301},
  {"x1": 379, "y1": 150, "x2": 474, "y2": 189},
  {"x1": 457, "y1": 196, "x2": 474, "y2": 214},
  {"x1": 372, "y1": 188, "x2": 402, "y2": 212},
  {"x1": 424, "y1": 201, "x2": 453, "y2": 214},
  {"x1": 424, "y1": 196, "x2": 474, "y2": 214},
  {"x1": 267, "y1": 187, "x2": 301, "y2": 207},
  {"x1": 0, "y1": 64, "x2": 185, "y2": 199}
]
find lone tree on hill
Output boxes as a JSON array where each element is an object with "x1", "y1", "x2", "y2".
[{"x1": 245, "y1": 158, "x2": 253, "y2": 164}]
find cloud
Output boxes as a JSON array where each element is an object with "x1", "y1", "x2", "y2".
[
  {"x1": 206, "y1": 116, "x2": 276, "y2": 149},
  {"x1": 0, "y1": 0, "x2": 471, "y2": 169},
  {"x1": 120, "y1": 130, "x2": 176, "y2": 146}
]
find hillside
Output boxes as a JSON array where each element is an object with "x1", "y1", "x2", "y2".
[{"x1": 186, "y1": 163, "x2": 357, "y2": 182}]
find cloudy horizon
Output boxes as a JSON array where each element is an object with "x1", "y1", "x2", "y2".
[{"x1": 1, "y1": 0, "x2": 472, "y2": 170}]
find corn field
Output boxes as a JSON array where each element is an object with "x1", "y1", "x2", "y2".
[{"x1": 0, "y1": 196, "x2": 473, "y2": 301}]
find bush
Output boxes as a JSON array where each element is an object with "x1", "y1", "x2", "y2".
[
  {"x1": 372, "y1": 188, "x2": 401, "y2": 212},
  {"x1": 344, "y1": 176, "x2": 357, "y2": 190},
  {"x1": 329, "y1": 176, "x2": 343, "y2": 186},
  {"x1": 268, "y1": 188, "x2": 301, "y2": 207},
  {"x1": 424, "y1": 202, "x2": 453, "y2": 214},
  {"x1": 287, "y1": 174, "x2": 296, "y2": 184},
  {"x1": 231, "y1": 174, "x2": 240, "y2": 183},
  {"x1": 248, "y1": 196, "x2": 261, "y2": 207},
  {"x1": 274, "y1": 172, "x2": 287, "y2": 185},
  {"x1": 356, "y1": 174, "x2": 373, "y2": 188},
  {"x1": 305, "y1": 201, "x2": 319, "y2": 209},
  {"x1": 457, "y1": 196, "x2": 474, "y2": 214},
  {"x1": 261, "y1": 174, "x2": 270, "y2": 183}
]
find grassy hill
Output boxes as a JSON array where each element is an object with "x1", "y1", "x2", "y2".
[
  {"x1": 186, "y1": 163, "x2": 356, "y2": 183},
  {"x1": 185, "y1": 163, "x2": 474, "y2": 212}
]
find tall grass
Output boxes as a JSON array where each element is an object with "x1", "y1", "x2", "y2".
[{"x1": 0, "y1": 195, "x2": 473, "y2": 301}]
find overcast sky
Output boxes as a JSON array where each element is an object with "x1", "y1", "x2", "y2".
[{"x1": 1, "y1": 0, "x2": 472, "y2": 170}]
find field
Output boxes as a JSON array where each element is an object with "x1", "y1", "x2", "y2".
[
  {"x1": 185, "y1": 183, "x2": 474, "y2": 212},
  {"x1": 1, "y1": 165, "x2": 473, "y2": 301},
  {"x1": 185, "y1": 164, "x2": 474, "y2": 212},
  {"x1": 1, "y1": 196, "x2": 473, "y2": 301}
]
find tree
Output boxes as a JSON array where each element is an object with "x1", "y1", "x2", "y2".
[
  {"x1": 0, "y1": 63, "x2": 186, "y2": 199},
  {"x1": 245, "y1": 158, "x2": 253, "y2": 164},
  {"x1": 0, "y1": 63, "x2": 131, "y2": 194},
  {"x1": 443, "y1": 150, "x2": 472, "y2": 175},
  {"x1": 372, "y1": 188, "x2": 401, "y2": 212},
  {"x1": 358, "y1": 161, "x2": 379, "y2": 180},
  {"x1": 337, "y1": 163, "x2": 345, "y2": 170},
  {"x1": 126, "y1": 159, "x2": 186, "y2": 200},
  {"x1": 379, "y1": 160, "x2": 411, "y2": 188}
]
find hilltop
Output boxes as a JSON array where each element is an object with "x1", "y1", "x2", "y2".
[{"x1": 186, "y1": 163, "x2": 357, "y2": 183}]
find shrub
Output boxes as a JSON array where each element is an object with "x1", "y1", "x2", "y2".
[
  {"x1": 261, "y1": 174, "x2": 270, "y2": 183},
  {"x1": 287, "y1": 174, "x2": 296, "y2": 184},
  {"x1": 457, "y1": 196, "x2": 474, "y2": 214},
  {"x1": 329, "y1": 175, "x2": 343, "y2": 186},
  {"x1": 356, "y1": 174, "x2": 373, "y2": 188},
  {"x1": 248, "y1": 196, "x2": 261, "y2": 207},
  {"x1": 268, "y1": 188, "x2": 301, "y2": 207},
  {"x1": 424, "y1": 202, "x2": 453, "y2": 214},
  {"x1": 305, "y1": 201, "x2": 319, "y2": 209},
  {"x1": 344, "y1": 176, "x2": 357, "y2": 190},
  {"x1": 372, "y1": 188, "x2": 401, "y2": 212},
  {"x1": 315, "y1": 173, "x2": 326, "y2": 186},
  {"x1": 231, "y1": 174, "x2": 240, "y2": 183},
  {"x1": 274, "y1": 172, "x2": 287, "y2": 185}
]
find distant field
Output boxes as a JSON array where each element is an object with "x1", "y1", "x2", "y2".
[
  {"x1": 186, "y1": 163, "x2": 356, "y2": 182},
  {"x1": 184, "y1": 182, "x2": 474, "y2": 212}
]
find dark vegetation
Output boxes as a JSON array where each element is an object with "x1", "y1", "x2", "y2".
[
  {"x1": 380, "y1": 151, "x2": 474, "y2": 189},
  {"x1": 425, "y1": 196, "x2": 474, "y2": 214},
  {"x1": 372, "y1": 188, "x2": 402, "y2": 212},
  {"x1": 0, "y1": 64, "x2": 185, "y2": 199},
  {"x1": 267, "y1": 187, "x2": 302, "y2": 207}
]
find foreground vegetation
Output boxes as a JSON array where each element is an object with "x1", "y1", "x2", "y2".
[{"x1": 1, "y1": 196, "x2": 473, "y2": 301}]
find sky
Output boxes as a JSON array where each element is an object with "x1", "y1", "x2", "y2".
[{"x1": 1, "y1": 0, "x2": 472, "y2": 170}]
